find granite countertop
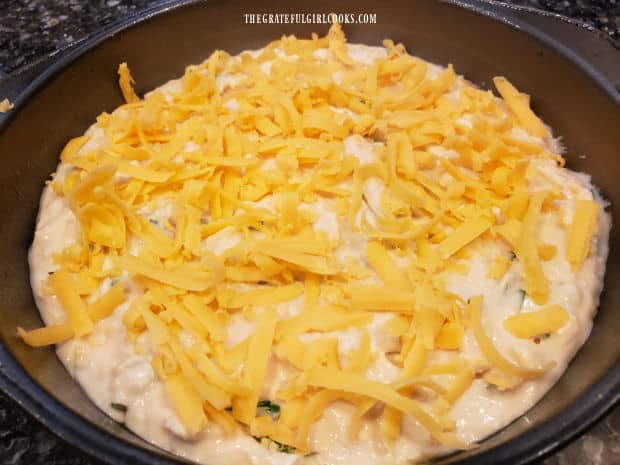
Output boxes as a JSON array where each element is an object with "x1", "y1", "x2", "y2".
[{"x1": 0, "y1": 1, "x2": 619, "y2": 464}]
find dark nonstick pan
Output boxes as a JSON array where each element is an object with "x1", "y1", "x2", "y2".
[{"x1": 0, "y1": 1, "x2": 618, "y2": 464}]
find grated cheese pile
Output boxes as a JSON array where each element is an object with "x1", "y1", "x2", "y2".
[
  {"x1": 21, "y1": 23, "x2": 604, "y2": 458},
  {"x1": 0, "y1": 98, "x2": 13, "y2": 113}
]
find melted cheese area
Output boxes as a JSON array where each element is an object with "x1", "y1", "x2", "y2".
[{"x1": 27, "y1": 26, "x2": 610, "y2": 465}]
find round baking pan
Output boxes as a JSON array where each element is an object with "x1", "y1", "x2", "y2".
[{"x1": 0, "y1": 1, "x2": 618, "y2": 464}]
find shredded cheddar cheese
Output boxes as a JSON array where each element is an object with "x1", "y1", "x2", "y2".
[
  {"x1": 503, "y1": 305, "x2": 570, "y2": 339},
  {"x1": 18, "y1": 324, "x2": 74, "y2": 346},
  {"x1": 20, "y1": 22, "x2": 605, "y2": 461},
  {"x1": 468, "y1": 296, "x2": 547, "y2": 379},
  {"x1": 566, "y1": 200, "x2": 599, "y2": 270},
  {"x1": 438, "y1": 217, "x2": 491, "y2": 259},
  {"x1": 0, "y1": 98, "x2": 13, "y2": 113},
  {"x1": 493, "y1": 77, "x2": 548, "y2": 138},
  {"x1": 118, "y1": 62, "x2": 140, "y2": 104},
  {"x1": 49, "y1": 270, "x2": 93, "y2": 337}
]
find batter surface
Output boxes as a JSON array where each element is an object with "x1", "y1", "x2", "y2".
[{"x1": 23, "y1": 24, "x2": 610, "y2": 465}]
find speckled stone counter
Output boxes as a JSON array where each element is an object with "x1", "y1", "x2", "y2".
[{"x1": 0, "y1": 1, "x2": 619, "y2": 464}]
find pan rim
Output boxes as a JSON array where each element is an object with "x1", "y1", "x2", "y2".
[{"x1": 0, "y1": 1, "x2": 618, "y2": 464}]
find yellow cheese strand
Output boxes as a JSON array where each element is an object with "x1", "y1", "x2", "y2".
[
  {"x1": 566, "y1": 199, "x2": 599, "y2": 271},
  {"x1": 348, "y1": 285, "x2": 415, "y2": 313},
  {"x1": 216, "y1": 282, "x2": 304, "y2": 308},
  {"x1": 87, "y1": 283, "x2": 127, "y2": 321},
  {"x1": 251, "y1": 242, "x2": 337, "y2": 275},
  {"x1": 49, "y1": 271, "x2": 93, "y2": 337},
  {"x1": 164, "y1": 300, "x2": 209, "y2": 340},
  {"x1": 276, "y1": 305, "x2": 372, "y2": 339},
  {"x1": 468, "y1": 296, "x2": 546, "y2": 379},
  {"x1": 188, "y1": 347, "x2": 252, "y2": 397},
  {"x1": 118, "y1": 255, "x2": 213, "y2": 291},
  {"x1": 518, "y1": 192, "x2": 549, "y2": 304},
  {"x1": 233, "y1": 308, "x2": 277, "y2": 425},
  {"x1": 493, "y1": 77, "x2": 547, "y2": 138},
  {"x1": 140, "y1": 305, "x2": 169, "y2": 345},
  {"x1": 435, "y1": 321, "x2": 464, "y2": 350},
  {"x1": 365, "y1": 241, "x2": 412, "y2": 290},
  {"x1": 295, "y1": 389, "x2": 345, "y2": 449},
  {"x1": 307, "y1": 367, "x2": 468, "y2": 449},
  {"x1": 503, "y1": 305, "x2": 570, "y2": 339},
  {"x1": 169, "y1": 338, "x2": 231, "y2": 410},
  {"x1": 163, "y1": 373, "x2": 208, "y2": 436},
  {"x1": 182, "y1": 295, "x2": 226, "y2": 342},
  {"x1": 18, "y1": 324, "x2": 74, "y2": 347},
  {"x1": 438, "y1": 217, "x2": 491, "y2": 259},
  {"x1": 391, "y1": 377, "x2": 447, "y2": 395},
  {"x1": 67, "y1": 165, "x2": 117, "y2": 207},
  {"x1": 380, "y1": 406, "x2": 403, "y2": 443},
  {"x1": 204, "y1": 401, "x2": 237, "y2": 434},
  {"x1": 99, "y1": 153, "x2": 174, "y2": 182},
  {"x1": 403, "y1": 334, "x2": 428, "y2": 377},
  {"x1": 118, "y1": 63, "x2": 140, "y2": 103},
  {"x1": 60, "y1": 136, "x2": 88, "y2": 162}
]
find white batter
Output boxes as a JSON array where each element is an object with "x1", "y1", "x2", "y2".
[{"x1": 27, "y1": 32, "x2": 610, "y2": 465}]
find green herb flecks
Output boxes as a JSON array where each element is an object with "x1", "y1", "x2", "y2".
[
  {"x1": 252, "y1": 435, "x2": 296, "y2": 453},
  {"x1": 276, "y1": 443, "x2": 295, "y2": 453},
  {"x1": 110, "y1": 402, "x2": 128, "y2": 413},
  {"x1": 257, "y1": 399, "x2": 280, "y2": 418}
]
